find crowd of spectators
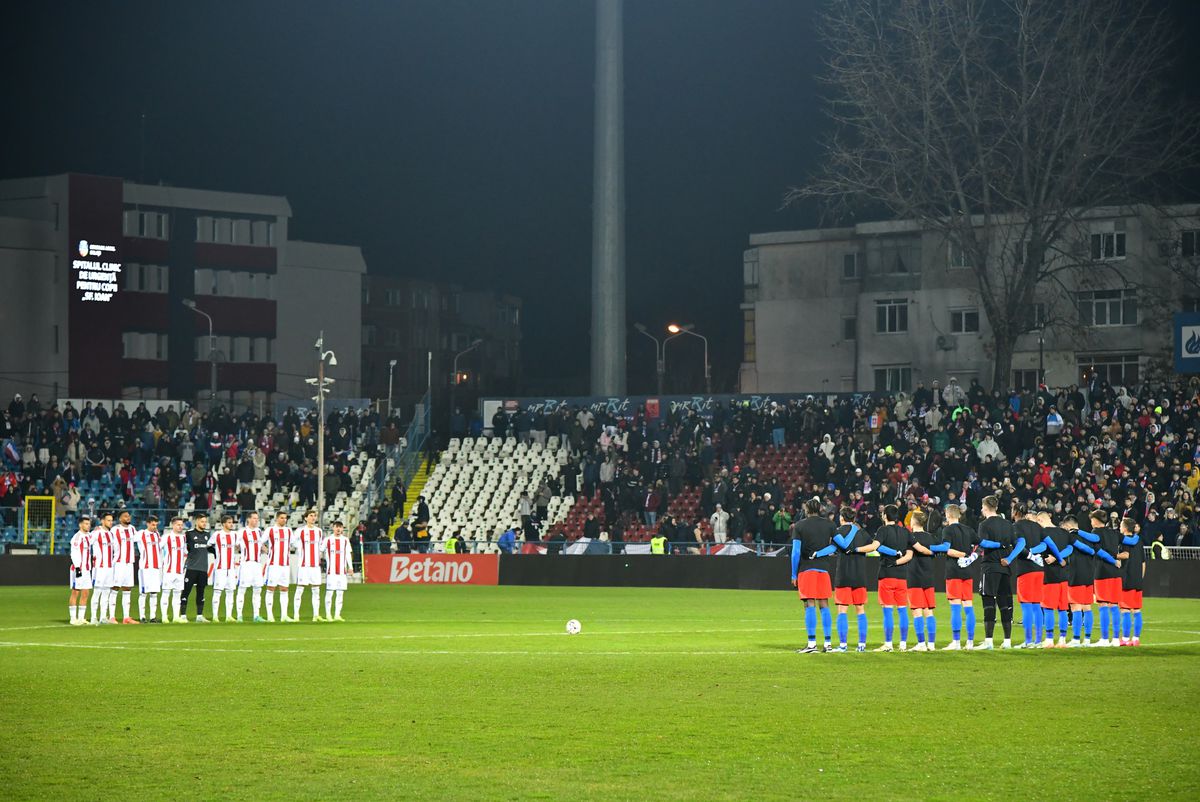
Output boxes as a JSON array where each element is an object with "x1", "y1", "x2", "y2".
[
  {"x1": 486, "y1": 373, "x2": 1200, "y2": 550},
  {"x1": 0, "y1": 393, "x2": 400, "y2": 535}
]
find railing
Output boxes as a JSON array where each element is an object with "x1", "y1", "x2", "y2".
[{"x1": 393, "y1": 390, "x2": 432, "y2": 493}]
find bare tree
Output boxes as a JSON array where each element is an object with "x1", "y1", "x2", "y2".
[{"x1": 790, "y1": 0, "x2": 1199, "y2": 389}]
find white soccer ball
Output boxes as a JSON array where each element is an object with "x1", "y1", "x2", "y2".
[{"x1": 565, "y1": 619, "x2": 582, "y2": 635}]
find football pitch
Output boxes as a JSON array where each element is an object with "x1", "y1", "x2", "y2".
[{"x1": 2, "y1": 585, "x2": 1199, "y2": 801}]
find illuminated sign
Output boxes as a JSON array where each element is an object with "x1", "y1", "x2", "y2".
[{"x1": 72, "y1": 239, "x2": 121, "y2": 302}]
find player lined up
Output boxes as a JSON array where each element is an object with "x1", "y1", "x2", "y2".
[
  {"x1": 67, "y1": 508, "x2": 354, "y2": 626},
  {"x1": 789, "y1": 495, "x2": 1146, "y2": 652}
]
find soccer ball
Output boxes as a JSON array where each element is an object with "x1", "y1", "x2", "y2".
[{"x1": 565, "y1": 619, "x2": 582, "y2": 635}]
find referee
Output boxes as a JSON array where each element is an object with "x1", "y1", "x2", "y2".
[{"x1": 179, "y1": 511, "x2": 213, "y2": 622}]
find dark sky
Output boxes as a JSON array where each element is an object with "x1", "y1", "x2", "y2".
[{"x1": 4, "y1": 1, "x2": 1197, "y2": 396}]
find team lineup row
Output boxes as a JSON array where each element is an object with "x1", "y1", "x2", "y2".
[
  {"x1": 788, "y1": 496, "x2": 1146, "y2": 653},
  {"x1": 66, "y1": 508, "x2": 355, "y2": 626}
]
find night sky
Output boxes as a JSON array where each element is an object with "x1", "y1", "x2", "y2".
[{"x1": 4, "y1": 1, "x2": 1197, "y2": 396}]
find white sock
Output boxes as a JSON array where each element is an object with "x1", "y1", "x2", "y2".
[
  {"x1": 148, "y1": 594, "x2": 158, "y2": 619},
  {"x1": 251, "y1": 588, "x2": 261, "y2": 619},
  {"x1": 334, "y1": 590, "x2": 344, "y2": 619},
  {"x1": 310, "y1": 586, "x2": 321, "y2": 619},
  {"x1": 236, "y1": 588, "x2": 247, "y2": 619},
  {"x1": 280, "y1": 589, "x2": 290, "y2": 619},
  {"x1": 211, "y1": 590, "x2": 222, "y2": 620},
  {"x1": 293, "y1": 588, "x2": 303, "y2": 619},
  {"x1": 324, "y1": 589, "x2": 333, "y2": 619},
  {"x1": 173, "y1": 590, "x2": 182, "y2": 618},
  {"x1": 122, "y1": 590, "x2": 132, "y2": 619},
  {"x1": 91, "y1": 593, "x2": 100, "y2": 621},
  {"x1": 161, "y1": 592, "x2": 171, "y2": 621},
  {"x1": 69, "y1": 603, "x2": 77, "y2": 622},
  {"x1": 225, "y1": 589, "x2": 234, "y2": 620},
  {"x1": 138, "y1": 593, "x2": 147, "y2": 619},
  {"x1": 265, "y1": 589, "x2": 276, "y2": 620},
  {"x1": 106, "y1": 589, "x2": 116, "y2": 619}
]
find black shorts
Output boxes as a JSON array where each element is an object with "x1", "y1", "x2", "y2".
[{"x1": 979, "y1": 571, "x2": 1012, "y2": 597}]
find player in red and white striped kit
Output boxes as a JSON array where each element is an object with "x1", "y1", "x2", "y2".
[
  {"x1": 162, "y1": 517, "x2": 188, "y2": 622},
  {"x1": 135, "y1": 515, "x2": 163, "y2": 622},
  {"x1": 91, "y1": 512, "x2": 118, "y2": 624},
  {"x1": 293, "y1": 509, "x2": 325, "y2": 622},
  {"x1": 112, "y1": 509, "x2": 140, "y2": 624},
  {"x1": 68, "y1": 515, "x2": 95, "y2": 625},
  {"x1": 264, "y1": 511, "x2": 294, "y2": 622},
  {"x1": 208, "y1": 515, "x2": 240, "y2": 622},
  {"x1": 322, "y1": 520, "x2": 353, "y2": 622},
  {"x1": 235, "y1": 511, "x2": 267, "y2": 622}
]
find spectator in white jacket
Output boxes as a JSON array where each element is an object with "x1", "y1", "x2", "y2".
[
  {"x1": 976, "y1": 433, "x2": 1001, "y2": 462},
  {"x1": 709, "y1": 504, "x2": 730, "y2": 543}
]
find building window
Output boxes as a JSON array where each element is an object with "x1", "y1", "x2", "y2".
[
  {"x1": 266, "y1": 222, "x2": 276, "y2": 246},
  {"x1": 842, "y1": 316, "x2": 856, "y2": 341},
  {"x1": 1012, "y1": 369, "x2": 1040, "y2": 391},
  {"x1": 1183, "y1": 230, "x2": 1199, "y2": 258},
  {"x1": 887, "y1": 252, "x2": 909, "y2": 274},
  {"x1": 875, "y1": 298, "x2": 908, "y2": 333},
  {"x1": 873, "y1": 365, "x2": 912, "y2": 392},
  {"x1": 744, "y1": 250, "x2": 759, "y2": 287},
  {"x1": 1078, "y1": 353, "x2": 1140, "y2": 387},
  {"x1": 1020, "y1": 303, "x2": 1048, "y2": 332},
  {"x1": 386, "y1": 328, "x2": 401, "y2": 347},
  {"x1": 1183, "y1": 298, "x2": 1200, "y2": 313},
  {"x1": 842, "y1": 253, "x2": 861, "y2": 280},
  {"x1": 1090, "y1": 231, "x2": 1127, "y2": 261},
  {"x1": 743, "y1": 308, "x2": 756, "y2": 362},
  {"x1": 948, "y1": 241, "x2": 970, "y2": 269},
  {"x1": 1077, "y1": 289, "x2": 1137, "y2": 327},
  {"x1": 950, "y1": 307, "x2": 980, "y2": 334}
]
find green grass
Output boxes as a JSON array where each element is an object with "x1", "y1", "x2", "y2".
[{"x1": 1, "y1": 585, "x2": 1198, "y2": 801}]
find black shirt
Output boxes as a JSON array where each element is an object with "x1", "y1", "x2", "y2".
[
  {"x1": 1012, "y1": 519, "x2": 1044, "y2": 578},
  {"x1": 834, "y1": 523, "x2": 872, "y2": 589},
  {"x1": 1042, "y1": 526, "x2": 1073, "y2": 584},
  {"x1": 940, "y1": 522, "x2": 978, "y2": 581},
  {"x1": 978, "y1": 516, "x2": 1014, "y2": 575},
  {"x1": 185, "y1": 528, "x2": 211, "y2": 572},
  {"x1": 1094, "y1": 527, "x2": 1123, "y2": 580},
  {"x1": 875, "y1": 524, "x2": 910, "y2": 581},
  {"x1": 1068, "y1": 530, "x2": 1095, "y2": 587},
  {"x1": 792, "y1": 516, "x2": 836, "y2": 573},
  {"x1": 1121, "y1": 532, "x2": 1145, "y2": 591},
  {"x1": 906, "y1": 529, "x2": 936, "y2": 589}
]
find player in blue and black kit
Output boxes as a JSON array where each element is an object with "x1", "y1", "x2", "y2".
[
  {"x1": 832, "y1": 506, "x2": 880, "y2": 653},
  {"x1": 790, "y1": 498, "x2": 842, "y2": 653},
  {"x1": 1116, "y1": 517, "x2": 1145, "y2": 646},
  {"x1": 972, "y1": 495, "x2": 1016, "y2": 649}
]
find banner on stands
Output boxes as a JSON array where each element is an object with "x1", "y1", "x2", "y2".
[{"x1": 365, "y1": 553, "x2": 499, "y2": 585}]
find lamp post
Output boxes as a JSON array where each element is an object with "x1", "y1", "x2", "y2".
[
  {"x1": 451, "y1": 339, "x2": 483, "y2": 435},
  {"x1": 387, "y1": 358, "x2": 397, "y2": 419},
  {"x1": 311, "y1": 332, "x2": 338, "y2": 526},
  {"x1": 633, "y1": 323, "x2": 665, "y2": 396},
  {"x1": 181, "y1": 299, "x2": 217, "y2": 409},
  {"x1": 666, "y1": 323, "x2": 711, "y2": 394},
  {"x1": 1038, "y1": 326, "x2": 1046, "y2": 388}
]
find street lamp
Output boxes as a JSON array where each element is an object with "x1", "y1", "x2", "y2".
[
  {"x1": 633, "y1": 323, "x2": 665, "y2": 396},
  {"x1": 665, "y1": 323, "x2": 711, "y2": 394},
  {"x1": 312, "y1": 331, "x2": 337, "y2": 527},
  {"x1": 451, "y1": 338, "x2": 483, "y2": 436},
  {"x1": 387, "y1": 358, "x2": 398, "y2": 419},
  {"x1": 181, "y1": 299, "x2": 217, "y2": 409},
  {"x1": 1037, "y1": 325, "x2": 1046, "y2": 388}
]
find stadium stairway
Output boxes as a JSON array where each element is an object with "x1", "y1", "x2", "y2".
[{"x1": 395, "y1": 459, "x2": 434, "y2": 531}]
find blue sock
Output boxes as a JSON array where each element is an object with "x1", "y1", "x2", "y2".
[
  {"x1": 965, "y1": 606, "x2": 976, "y2": 640},
  {"x1": 1059, "y1": 610, "x2": 1069, "y2": 639},
  {"x1": 882, "y1": 607, "x2": 894, "y2": 643},
  {"x1": 856, "y1": 612, "x2": 867, "y2": 646},
  {"x1": 950, "y1": 604, "x2": 962, "y2": 640},
  {"x1": 1121, "y1": 611, "x2": 1131, "y2": 639},
  {"x1": 898, "y1": 607, "x2": 909, "y2": 642},
  {"x1": 837, "y1": 612, "x2": 848, "y2": 645},
  {"x1": 1084, "y1": 609, "x2": 1094, "y2": 638},
  {"x1": 1035, "y1": 605, "x2": 1044, "y2": 641},
  {"x1": 1042, "y1": 607, "x2": 1054, "y2": 638},
  {"x1": 914, "y1": 616, "x2": 925, "y2": 643},
  {"x1": 926, "y1": 616, "x2": 936, "y2": 646},
  {"x1": 805, "y1": 605, "x2": 817, "y2": 643},
  {"x1": 1099, "y1": 606, "x2": 1110, "y2": 639},
  {"x1": 1073, "y1": 610, "x2": 1083, "y2": 639},
  {"x1": 821, "y1": 607, "x2": 833, "y2": 642},
  {"x1": 1134, "y1": 611, "x2": 1142, "y2": 638},
  {"x1": 1021, "y1": 602, "x2": 1033, "y2": 643}
]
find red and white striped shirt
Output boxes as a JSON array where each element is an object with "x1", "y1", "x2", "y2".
[
  {"x1": 136, "y1": 529, "x2": 162, "y2": 570},
  {"x1": 163, "y1": 532, "x2": 187, "y2": 574},
  {"x1": 111, "y1": 524, "x2": 137, "y2": 565},
  {"x1": 92, "y1": 528, "x2": 116, "y2": 569},
  {"x1": 321, "y1": 535, "x2": 352, "y2": 576},
  {"x1": 238, "y1": 527, "x2": 265, "y2": 563},
  {"x1": 70, "y1": 530, "x2": 95, "y2": 572},
  {"x1": 295, "y1": 526, "x2": 324, "y2": 569},
  {"x1": 266, "y1": 526, "x2": 293, "y2": 567},
  {"x1": 209, "y1": 530, "x2": 238, "y2": 571}
]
